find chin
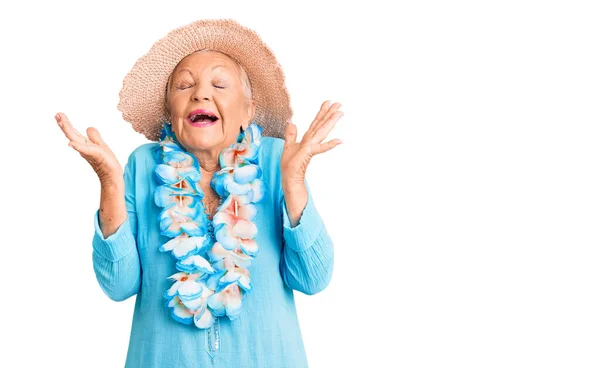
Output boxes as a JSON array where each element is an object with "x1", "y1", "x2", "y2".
[
  {"x1": 189, "y1": 136, "x2": 222, "y2": 151},
  {"x1": 179, "y1": 123, "x2": 220, "y2": 144}
]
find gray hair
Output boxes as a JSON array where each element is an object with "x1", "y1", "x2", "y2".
[{"x1": 165, "y1": 49, "x2": 253, "y2": 111}]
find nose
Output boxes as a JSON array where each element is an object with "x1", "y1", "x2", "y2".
[{"x1": 191, "y1": 84, "x2": 211, "y2": 102}]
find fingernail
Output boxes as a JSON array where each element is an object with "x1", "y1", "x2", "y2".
[
  {"x1": 55, "y1": 114, "x2": 61, "y2": 122},
  {"x1": 68, "y1": 143, "x2": 73, "y2": 148}
]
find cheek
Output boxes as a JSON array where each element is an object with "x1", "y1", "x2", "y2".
[
  {"x1": 169, "y1": 95, "x2": 188, "y2": 114},
  {"x1": 219, "y1": 95, "x2": 249, "y2": 120}
]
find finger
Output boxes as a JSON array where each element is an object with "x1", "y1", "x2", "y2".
[
  {"x1": 284, "y1": 121, "x2": 297, "y2": 147},
  {"x1": 306, "y1": 100, "x2": 334, "y2": 137},
  {"x1": 56, "y1": 112, "x2": 88, "y2": 144},
  {"x1": 311, "y1": 102, "x2": 342, "y2": 136},
  {"x1": 68, "y1": 138, "x2": 96, "y2": 156},
  {"x1": 312, "y1": 139, "x2": 343, "y2": 155},
  {"x1": 312, "y1": 111, "x2": 344, "y2": 143},
  {"x1": 320, "y1": 102, "x2": 342, "y2": 126},
  {"x1": 87, "y1": 127, "x2": 105, "y2": 145},
  {"x1": 313, "y1": 100, "x2": 331, "y2": 123}
]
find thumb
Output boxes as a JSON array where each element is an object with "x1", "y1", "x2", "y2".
[
  {"x1": 87, "y1": 127, "x2": 105, "y2": 145},
  {"x1": 284, "y1": 121, "x2": 297, "y2": 147}
]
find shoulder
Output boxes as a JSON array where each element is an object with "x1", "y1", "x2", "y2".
[
  {"x1": 126, "y1": 142, "x2": 161, "y2": 163},
  {"x1": 130, "y1": 142, "x2": 160, "y2": 158},
  {"x1": 258, "y1": 136, "x2": 286, "y2": 172},
  {"x1": 123, "y1": 142, "x2": 161, "y2": 174},
  {"x1": 258, "y1": 136, "x2": 285, "y2": 198},
  {"x1": 259, "y1": 136, "x2": 285, "y2": 161}
]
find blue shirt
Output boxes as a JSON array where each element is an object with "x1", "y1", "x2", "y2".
[{"x1": 92, "y1": 136, "x2": 334, "y2": 367}]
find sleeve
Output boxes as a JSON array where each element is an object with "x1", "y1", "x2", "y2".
[
  {"x1": 279, "y1": 179, "x2": 335, "y2": 295},
  {"x1": 91, "y1": 151, "x2": 141, "y2": 302}
]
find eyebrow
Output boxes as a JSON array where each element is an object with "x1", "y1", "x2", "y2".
[{"x1": 174, "y1": 65, "x2": 228, "y2": 76}]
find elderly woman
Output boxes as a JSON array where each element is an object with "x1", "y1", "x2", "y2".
[{"x1": 55, "y1": 19, "x2": 343, "y2": 367}]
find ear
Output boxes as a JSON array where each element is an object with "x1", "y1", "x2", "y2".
[
  {"x1": 243, "y1": 99, "x2": 256, "y2": 129},
  {"x1": 164, "y1": 77, "x2": 173, "y2": 115}
]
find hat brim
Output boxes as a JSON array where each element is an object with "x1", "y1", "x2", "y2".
[{"x1": 117, "y1": 19, "x2": 292, "y2": 141}]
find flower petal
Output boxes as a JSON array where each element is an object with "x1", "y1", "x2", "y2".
[
  {"x1": 237, "y1": 202, "x2": 257, "y2": 221},
  {"x1": 213, "y1": 212, "x2": 236, "y2": 227},
  {"x1": 211, "y1": 169, "x2": 234, "y2": 197},
  {"x1": 215, "y1": 223, "x2": 240, "y2": 250},
  {"x1": 160, "y1": 236, "x2": 207, "y2": 260},
  {"x1": 233, "y1": 219, "x2": 258, "y2": 239},
  {"x1": 238, "y1": 274, "x2": 251, "y2": 292},
  {"x1": 181, "y1": 221, "x2": 203, "y2": 237},
  {"x1": 234, "y1": 164, "x2": 260, "y2": 184},
  {"x1": 250, "y1": 179, "x2": 265, "y2": 203},
  {"x1": 226, "y1": 181, "x2": 252, "y2": 195},
  {"x1": 155, "y1": 164, "x2": 179, "y2": 184},
  {"x1": 165, "y1": 281, "x2": 181, "y2": 298},
  {"x1": 163, "y1": 150, "x2": 189, "y2": 164},
  {"x1": 194, "y1": 306, "x2": 215, "y2": 329},
  {"x1": 219, "y1": 268, "x2": 242, "y2": 286},
  {"x1": 207, "y1": 291, "x2": 227, "y2": 317},
  {"x1": 232, "y1": 248, "x2": 253, "y2": 267},
  {"x1": 242, "y1": 124, "x2": 262, "y2": 147},
  {"x1": 240, "y1": 239, "x2": 259, "y2": 256},
  {"x1": 178, "y1": 279, "x2": 203, "y2": 300},
  {"x1": 224, "y1": 284, "x2": 244, "y2": 320},
  {"x1": 234, "y1": 143, "x2": 259, "y2": 163},
  {"x1": 177, "y1": 167, "x2": 201, "y2": 182},
  {"x1": 208, "y1": 242, "x2": 229, "y2": 262},
  {"x1": 219, "y1": 148, "x2": 237, "y2": 168},
  {"x1": 205, "y1": 269, "x2": 227, "y2": 292},
  {"x1": 167, "y1": 297, "x2": 194, "y2": 325},
  {"x1": 176, "y1": 254, "x2": 215, "y2": 274},
  {"x1": 181, "y1": 294, "x2": 206, "y2": 311}
]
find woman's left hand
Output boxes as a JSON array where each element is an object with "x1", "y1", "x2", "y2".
[{"x1": 280, "y1": 100, "x2": 344, "y2": 188}]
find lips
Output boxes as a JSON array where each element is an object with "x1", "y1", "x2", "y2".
[{"x1": 187, "y1": 109, "x2": 219, "y2": 124}]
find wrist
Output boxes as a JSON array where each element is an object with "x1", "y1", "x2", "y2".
[
  {"x1": 282, "y1": 177, "x2": 305, "y2": 192},
  {"x1": 100, "y1": 176, "x2": 125, "y2": 191}
]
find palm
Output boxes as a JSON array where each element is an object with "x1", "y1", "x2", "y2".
[
  {"x1": 280, "y1": 101, "x2": 344, "y2": 183},
  {"x1": 55, "y1": 112, "x2": 123, "y2": 183}
]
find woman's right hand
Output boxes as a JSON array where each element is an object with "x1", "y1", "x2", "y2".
[{"x1": 55, "y1": 112, "x2": 123, "y2": 185}]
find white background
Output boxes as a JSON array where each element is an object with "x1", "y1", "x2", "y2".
[{"x1": 1, "y1": 0, "x2": 599, "y2": 367}]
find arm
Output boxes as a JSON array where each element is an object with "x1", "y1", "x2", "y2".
[
  {"x1": 91, "y1": 152, "x2": 141, "y2": 302},
  {"x1": 279, "y1": 179, "x2": 334, "y2": 295}
]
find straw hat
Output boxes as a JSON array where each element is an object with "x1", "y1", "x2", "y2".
[{"x1": 117, "y1": 19, "x2": 293, "y2": 141}]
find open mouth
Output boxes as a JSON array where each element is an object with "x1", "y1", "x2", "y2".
[
  {"x1": 189, "y1": 114, "x2": 218, "y2": 123},
  {"x1": 187, "y1": 110, "x2": 219, "y2": 124}
]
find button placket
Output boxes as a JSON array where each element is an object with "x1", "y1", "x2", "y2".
[{"x1": 205, "y1": 317, "x2": 221, "y2": 365}]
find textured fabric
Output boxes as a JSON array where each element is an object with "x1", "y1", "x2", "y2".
[{"x1": 91, "y1": 136, "x2": 334, "y2": 367}]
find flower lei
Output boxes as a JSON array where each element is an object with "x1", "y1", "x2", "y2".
[{"x1": 153, "y1": 121, "x2": 265, "y2": 329}]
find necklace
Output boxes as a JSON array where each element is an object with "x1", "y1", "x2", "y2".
[{"x1": 153, "y1": 121, "x2": 265, "y2": 329}]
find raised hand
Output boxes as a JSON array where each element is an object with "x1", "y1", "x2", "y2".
[
  {"x1": 281, "y1": 100, "x2": 344, "y2": 186},
  {"x1": 55, "y1": 112, "x2": 123, "y2": 185}
]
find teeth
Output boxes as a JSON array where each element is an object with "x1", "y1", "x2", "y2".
[{"x1": 190, "y1": 114, "x2": 216, "y2": 123}]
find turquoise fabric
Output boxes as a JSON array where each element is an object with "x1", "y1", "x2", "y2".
[{"x1": 91, "y1": 136, "x2": 334, "y2": 367}]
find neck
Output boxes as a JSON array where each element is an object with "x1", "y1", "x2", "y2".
[{"x1": 195, "y1": 152, "x2": 220, "y2": 174}]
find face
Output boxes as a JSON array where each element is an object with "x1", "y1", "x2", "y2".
[{"x1": 165, "y1": 50, "x2": 255, "y2": 158}]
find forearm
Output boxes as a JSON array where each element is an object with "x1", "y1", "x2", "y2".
[
  {"x1": 282, "y1": 180, "x2": 308, "y2": 228},
  {"x1": 93, "y1": 249, "x2": 141, "y2": 301},
  {"x1": 99, "y1": 178, "x2": 127, "y2": 238},
  {"x1": 280, "y1": 180, "x2": 335, "y2": 295},
  {"x1": 280, "y1": 229, "x2": 334, "y2": 295}
]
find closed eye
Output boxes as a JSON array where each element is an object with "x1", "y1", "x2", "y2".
[{"x1": 214, "y1": 85, "x2": 225, "y2": 89}]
